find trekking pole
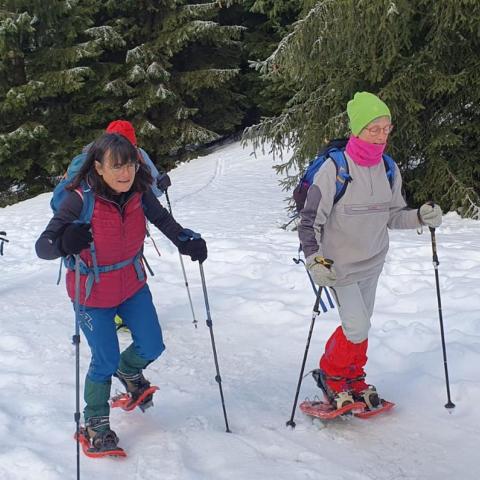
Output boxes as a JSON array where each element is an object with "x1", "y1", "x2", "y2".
[
  {"x1": 198, "y1": 262, "x2": 231, "y2": 433},
  {"x1": 0, "y1": 231, "x2": 8, "y2": 256},
  {"x1": 286, "y1": 284, "x2": 326, "y2": 428},
  {"x1": 163, "y1": 188, "x2": 198, "y2": 328},
  {"x1": 429, "y1": 227, "x2": 455, "y2": 410},
  {"x1": 72, "y1": 255, "x2": 81, "y2": 479},
  {"x1": 281, "y1": 214, "x2": 298, "y2": 230},
  {"x1": 292, "y1": 257, "x2": 334, "y2": 311}
]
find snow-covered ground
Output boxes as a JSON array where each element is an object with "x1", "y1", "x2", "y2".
[{"x1": 0, "y1": 142, "x2": 479, "y2": 480}]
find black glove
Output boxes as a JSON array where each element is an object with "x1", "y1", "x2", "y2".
[
  {"x1": 60, "y1": 223, "x2": 93, "y2": 255},
  {"x1": 178, "y1": 237, "x2": 207, "y2": 263}
]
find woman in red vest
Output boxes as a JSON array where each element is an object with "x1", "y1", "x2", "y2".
[{"x1": 36, "y1": 133, "x2": 207, "y2": 455}]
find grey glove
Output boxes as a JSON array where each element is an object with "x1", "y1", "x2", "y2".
[
  {"x1": 306, "y1": 255, "x2": 337, "y2": 286},
  {"x1": 418, "y1": 203, "x2": 443, "y2": 228}
]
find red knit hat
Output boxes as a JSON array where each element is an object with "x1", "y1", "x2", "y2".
[{"x1": 105, "y1": 120, "x2": 137, "y2": 146}]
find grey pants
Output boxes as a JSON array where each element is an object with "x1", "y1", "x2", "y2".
[{"x1": 330, "y1": 274, "x2": 380, "y2": 343}]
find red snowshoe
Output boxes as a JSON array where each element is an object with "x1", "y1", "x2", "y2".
[
  {"x1": 354, "y1": 399, "x2": 395, "y2": 419},
  {"x1": 112, "y1": 370, "x2": 159, "y2": 412},
  {"x1": 111, "y1": 385, "x2": 159, "y2": 412},
  {"x1": 300, "y1": 398, "x2": 366, "y2": 420}
]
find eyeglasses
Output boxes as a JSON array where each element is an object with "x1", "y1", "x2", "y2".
[
  {"x1": 99, "y1": 161, "x2": 140, "y2": 173},
  {"x1": 364, "y1": 124, "x2": 394, "y2": 135}
]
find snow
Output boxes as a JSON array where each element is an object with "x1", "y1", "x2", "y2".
[{"x1": 0, "y1": 141, "x2": 479, "y2": 479}]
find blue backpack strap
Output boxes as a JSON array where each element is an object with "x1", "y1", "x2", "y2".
[
  {"x1": 56, "y1": 181, "x2": 96, "y2": 287},
  {"x1": 76, "y1": 181, "x2": 95, "y2": 224},
  {"x1": 74, "y1": 182, "x2": 100, "y2": 284},
  {"x1": 382, "y1": 154, "x2": 396, "y2": 188},
  {"x1": 328, "y1": 150, "x2": 352, "y2": 204}
]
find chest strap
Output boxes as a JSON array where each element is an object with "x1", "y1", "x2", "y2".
[{"x1": 64, "y1": 250, "x2": 145, "y2": 300}]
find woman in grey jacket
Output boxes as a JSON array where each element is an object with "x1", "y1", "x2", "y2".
[{"x1": 298, "y1": 91, "x2": 442, "y2": 410}]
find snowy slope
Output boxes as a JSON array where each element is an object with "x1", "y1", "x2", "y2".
[{"x1": 0, "y1": 142, "x2": 479, "y2": 480}]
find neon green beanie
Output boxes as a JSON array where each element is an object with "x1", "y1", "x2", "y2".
[{"x1": 347, "y1": 92, "x2": 391, "y2": 136}]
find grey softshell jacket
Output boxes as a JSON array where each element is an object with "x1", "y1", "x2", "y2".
[{"x1": 298, "y1": 152, "x2": 419, "y2": 286}]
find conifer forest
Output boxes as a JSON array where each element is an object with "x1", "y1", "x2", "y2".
[{"x1": 1, "y1": 0, "x2": 479, "y2": 217}]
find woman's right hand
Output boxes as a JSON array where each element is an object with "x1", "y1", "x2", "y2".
[
  {"x1": 306, "y1": 255, "x2": 337, "y2": 286},
  {"x1": 61, "y1": 223, "x2": 93, "y2": 255}
]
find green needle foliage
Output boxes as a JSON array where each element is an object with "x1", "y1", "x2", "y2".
[
  {"x1": 244, "y1": 0, "x2": 480, "y2": 218},
  {"x1": 101, "y1": 0, "x2": 245, "y2": 161},
  {"x1": 0, "y1": 0, "x2": 245, "y2": 203},
  {"x1": 0, "y1": 0, "x2": 103, "y2": 198}
]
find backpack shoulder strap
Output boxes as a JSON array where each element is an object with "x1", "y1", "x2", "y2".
[
  {"x1": 382, "y1": 154, "x2": 396, "y2": 188},
  {"x1": 328, "y1": 149, "x2": 351, "y2": 204},
  {"x1": 75, "y1": 182, "x2": 95, "y2": 224},
  {"x1": 73, "y1": 182, "x2": 99, "y2": 283}
]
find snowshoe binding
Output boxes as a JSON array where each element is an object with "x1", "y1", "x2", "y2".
[
  {"x1": 348, "y1": 375, "x2": 381, "y2": 409},
  {"x1": 347, "y1": 375, "x2": 395, "y2": 418},
  {"x1": 312, "y1": 369, "x2": 357, "y2": 409},
  {"x1": 299, "y1": 369, "x2": 365, "y2": 420},
  {"x1": 111, "y1": 370, "x2": 158, "y2": 412},
  {"x1": 74, "y1": 417, "x2": 126, "y2": 458}
]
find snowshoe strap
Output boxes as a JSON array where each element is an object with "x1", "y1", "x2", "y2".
[
  {"x1": 86, "y1": 415, "x2": 110, "y2": 432},
  {"x1": 116, "y1": 370, "x2": 144, "y2": 382},
  {"x1": 323, "y1": 373, "x2": 348, "y2": 381},
  {"x1": 346, "y1": 374, "x2": 366, "y2": 384}
]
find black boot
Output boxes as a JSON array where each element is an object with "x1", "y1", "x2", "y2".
[{"x1": 85, "y1": 416, "x2": 123, "y2": 454}]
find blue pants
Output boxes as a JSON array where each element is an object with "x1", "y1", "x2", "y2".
[{"x1": 77, "y1": 284, "x2": 165, "y2": 383}]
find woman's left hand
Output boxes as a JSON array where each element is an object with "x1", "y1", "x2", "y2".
[
  {"x1": 179, "y1": 237, "x2": 208, "y2": 263},
  {"x1": 418, "y1": 203, "x2": 443, "y2": 228}
]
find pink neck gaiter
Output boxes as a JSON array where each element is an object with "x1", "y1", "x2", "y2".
[{"x1": 345, "y1": 135, "x2": 386, "y2": 167}]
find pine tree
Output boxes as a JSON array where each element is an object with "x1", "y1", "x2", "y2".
[
  {"x1": 219, "y1": 0, "x2": 304, "y2": 125},
  {"x1": 244, "y1": 0, "x2": 480, "y2": 218},
  {"x1": 0, "y1": 0, "x2": 246, "y2": 203},
  {"x1": 100, "y1": 0, "x2": 245, "y2": 162},
  {"x1": 0, "y1": 0, "x2": 106, "y2": 198}
]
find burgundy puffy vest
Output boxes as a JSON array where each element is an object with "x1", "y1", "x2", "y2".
[{"x1": 66, "y1": 192, "x2": 147, "y2": 307}]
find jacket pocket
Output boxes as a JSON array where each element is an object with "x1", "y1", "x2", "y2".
[{"x1": 343, "y1": 202, "x2": 390, "y2": 215}]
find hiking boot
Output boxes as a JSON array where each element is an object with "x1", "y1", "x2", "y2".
[
  {"x1": 312, "y1": 369, "x2": 355, "y2": 410},
  {"x1": 115, "y1": 370, "x2": 153, "y2": 405},
  {"x1": 85, "y1": 416, "x2": 121, "y2": 453},
  {"x1": 348, "y1": 375, "x2": 381, "y2": 410}
]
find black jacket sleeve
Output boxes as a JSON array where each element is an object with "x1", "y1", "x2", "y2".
[
  {"x1": 142, "y1": 189, "x2": 184, "y2": 246},
  {"x1": 35, "y1": 191, "x2": 83, "y2": 260}
]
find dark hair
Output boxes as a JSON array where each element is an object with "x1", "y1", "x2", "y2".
[{"x1": 67, "y1": 133, "x2": 153, "y2": 197}]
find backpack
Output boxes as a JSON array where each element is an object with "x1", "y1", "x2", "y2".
[
  {"x1": 50, "y1": 147, "x2": 159, "y2": 298},
  {"x1": 293, "y1": 139, "x2": 396, "y2": 213}
]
